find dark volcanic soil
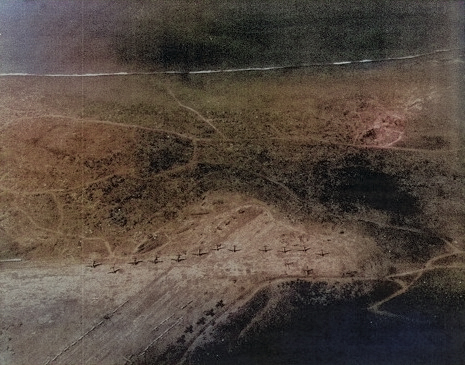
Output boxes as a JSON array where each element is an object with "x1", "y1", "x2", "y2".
[{"x1": 185, "y1": 279, "x2": 464, "y2": 365}]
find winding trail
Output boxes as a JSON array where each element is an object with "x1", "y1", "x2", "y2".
[
  {"x1": 369, "y1": 245, "x2": 465, "y2": 317},
  {"x1": 197, "y1": 135, "x2": 465, "y2": 155},
  {"x1": 166, "y1": 87, "x2": 226, "y2": 139},
  {"x1": 1, "y1": 45, "x2": 463, "y2": 365},
  {"x1": 0, "y1": 169, "x2": 135, "y2": 196},
  {"x1": 11, "y1": 204, "x2": 66, "y2": 237},
  {"x1": 43, "y1": 298, "x2": 131, "y2": 365},
  {"x1": 365, "y1": 219, "x2": 465, "y2": 317}
]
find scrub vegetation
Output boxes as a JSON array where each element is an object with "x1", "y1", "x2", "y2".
[{"x1": 0, "y1": 1, "x2": 464, "y2": 364}]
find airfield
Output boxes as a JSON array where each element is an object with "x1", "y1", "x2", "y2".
[{"x1": 0, "y1": 50, "x2": 464, "y2": 364}]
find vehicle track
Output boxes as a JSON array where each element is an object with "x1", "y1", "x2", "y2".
[
  {"x1": 166, "y1": 87, "x2": 226, "y2": 140},
  {"x1": 369, "y1": 247, "x2": 465, "y2": 317},
  {"x1": 47, "y1": 266, "x2": 195, "y2": 365}
]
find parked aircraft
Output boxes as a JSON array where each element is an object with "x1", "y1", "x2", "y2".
[
  {"x1": 204, "y1": 308, "x2": 215, "y2": 317},
  {"x1": 193, "y1": 248, "x2": 208, "y2": 257},
  {"x1": 216, "y1": 300, "x2": 225, "y2": 308},
  {"x1": 297, "y1": 246, "x2": 311, "y2": 252},
  {"x1": 128, "y1": 257, "x2": 142, "y2": 265},
  {"x1": 280, "y1": 247, "x2": 291, "y2": 253},
  {"x1": 172, "y1": 254, "x2": 186, "y2": 262},
  {"x1": 316, "y1": 250, "x2": 330, "y2": 257},
  {"x1": 212, "y1": 243, "x2": 224, "y2": 251},
  {"x1": 342, "y1": 270, "x2": 358, "y2": 278},
  {"x1": 303, "y1": 267, "x2": 314, "y2": 276},
  {"x1": 259, "y1": 245, "x2": 271, "y2": 252},
  {"x1": 149, "y1": 256, "x2": 162, "y2": 264},
  {"x1": 108, "y1": 264, "x2": 121, "y2": 274},
  {"x1": 228, "y1": 245, "x2": 241, "y2": 252},
  {"x1": 86, "y1": 260, "x2": 102, "y2": 268}
]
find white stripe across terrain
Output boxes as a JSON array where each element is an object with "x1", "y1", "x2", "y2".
[{"x1": 0, "y1": 48, "x2": 458, "y2": 78}]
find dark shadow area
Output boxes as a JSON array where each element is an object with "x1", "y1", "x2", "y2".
[
  {"x1": 382, "y1": 268, "x2": 465, "y2": 324},
  {"x1": 361, "y1": 222, "x2": 445, "y2": 263},
  {"x1": 312, "y1": 154, "x2": 420, "y2": 224},
  {"x1": 185, "y1": 279, "x2": 464, "y2": 365}
]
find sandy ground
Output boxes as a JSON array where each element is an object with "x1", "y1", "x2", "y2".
[
  {"x1": 1, "y1": 57, "x2": 463, "y2": 364},
  {"x1": 1, "y1": 192, "x2": 389, "y2": 365},
  {"x1": 2, "y1": 191, "x2": 463, "y2": 364}
]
